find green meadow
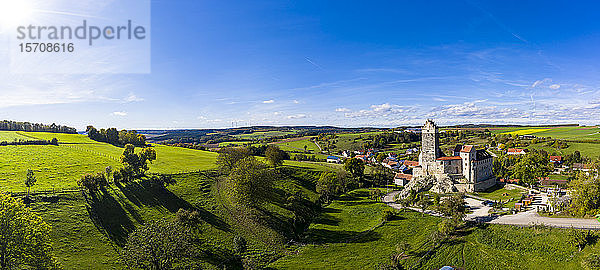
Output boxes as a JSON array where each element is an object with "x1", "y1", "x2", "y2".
[
  {"x1": 493, "y1": 126, "x2": 600, "y2": 139},
  {"x1": 0, "y1": 131, "x2": 34, "y2": 142},
  {"x1": 0, "y1": 131, "x2": 218, "y2": 193},
  {"x1": 271, "y1": 189, "x2": 600, "y2": 270},
  {"x1": 233, "y1": 130, "x2": 298, "y2": 140}
]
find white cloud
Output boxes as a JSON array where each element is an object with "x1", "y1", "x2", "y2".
[
  {"x1": 124, "y1": 93, "x2": 144, "y2": 102},
  {"x1": 263, "y1": 100, "x2": 275, "y2": 104},
  {"x1": 112, "y1": 111, "x2": 127, "y2": 116},
  {"x1": 549, "y1": 84, "x2": 561, "y2": 90},
  {"x1": 532, "y1": 79, "x2": 549, "y2": 88},
  {"x1": 427, "y1": 101, "x2": 520, "y2": 119},
  {"x1": 293, "y1": 100, "x2": 300, "y2": 104},
  {"x1": 287, "y1": 114, "x2": 307, "y2": 119},
  {"x1": 344, "y1": 103, "x2": 415, "y2": 118},
  {"x1": 335, "y1": 107, "x2": 350, "y2": 112}
]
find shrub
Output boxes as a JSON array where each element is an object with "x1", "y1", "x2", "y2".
[
  {"x1": 175, "y1": 208, "x2": 202, "y2": 227},
  {"x1": 583, "y1": 253, "x2": 600, "y2": 270},
  {"x1": 382, "y1": 209, "x2": 399, "y2": 221},
  {"x1": 233, "y1": 235, "x2": 247, "y2": 254}
]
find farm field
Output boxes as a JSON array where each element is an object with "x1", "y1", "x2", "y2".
[
  {"x1": 233, "y1": 130, "x2": 298, "y2": 140},
  {"x1": 528, "y1": 142, "x2": 600, "y2": 159},
  {"x1": 275, "y1": 138, "x2": 319, "y2": 152},
  {"x1": 0, "y1": 131, "x2": 34, "y2": 142},
  {"x1": 500, "y1": 128, "x2": 551, "y2": 136},
  {"x1": 271, "y1": 188, "x2": 600, "y2": 270},
  {"x1": 218, "y1": 141, "x2": 251, "y2": 147},
  {"x1": 494, "y1": 126, "x2": 600, "y2": 140},
  {"x1": 0, "y1": 131, "x2": 218, "y2": 192}
]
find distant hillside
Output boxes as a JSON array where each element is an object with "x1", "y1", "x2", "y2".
[{"x1": 139, "y1": 126, "x2": 388, "y2": 144}]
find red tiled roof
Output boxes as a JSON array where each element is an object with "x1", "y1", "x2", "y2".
[
  {"x1": 549, "y1": 156, "x2": 562, "y2": 162},
  {"x1": 394, "y1": 173, "x2": 413, "y2": 180},
  {"x1": 499, "y1": 178, "x2": 519, "y2": 183},
  {"x1": 507, "y1": 148, "x2": 525, "y2": 153},
  {"x1": 403, "y1": 160, "x2": 419, "y2": 167},
  {"x1": 460, "y1": 145, "x2": 473, "y2": 153},
  {"x1": 573, "y1": 163, "x2": 591, "y2": 169},
  {"x1": 436, "y1": 156, "x2": 462, "y2": 161},
  {"x1": 539, "y1": 177, "x2": 568, "y2": 186}
]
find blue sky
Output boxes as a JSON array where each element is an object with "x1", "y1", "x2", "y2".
[{"x1": 1, "y1": 0, "x2": 600, "y2": 130}]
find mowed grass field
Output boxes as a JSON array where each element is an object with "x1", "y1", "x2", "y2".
[
  {"x1": 528, "y1": 142, "x2": 600, "y2": 159},
  {"x1": 275, "y1": 137, "x2": 320, "y2": 152},
  {"x1": 0, "y1": 131, "x2": 34, "y2": 142},
  {"x1": 495, "y1": 126, "x2": 600, "y2": 139},
  {"x1": 233, "y1": 130, "x2": 298, "y2": 140},
  {"x1": 0, "y1": 131, "x2": 218, "y2": 192}
]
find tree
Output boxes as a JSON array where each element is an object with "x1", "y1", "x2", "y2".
[
  {"x1": 216, "y1": 147, "x2": 250, "y2": 173},
  {"x1": 344, "y1": 158, "x2": 365, "y2": 178},
  {"x1": 0, "y1": 193, "x2": 60, "y2": 269},
  {"x1": 227, "y1": 157, "x2": 275, "y2": 207},
  {"x1": 25, "y1": 169, "x2": 36, "y2": 197},
  {"x1": 77, "y1": 172, "x2": 108, "y2": 195},
  {"x1": 436, "y1": 193, "x2": 466, "y2": 221},
  {"x1": 416, "y1": 193, "x2": 430, "y2": 217},
  {"x1": 316, "y1": 171, "x2": 341, "y2": 203},
  {"x1": 568, "y1": 228, "x2": 592, "y2": 252},
  {"x1": 120, "y1": 144, "x2": 157, "y2": 180},
  {"x1": 303, "y1": 145, "x2": 308, "y2": 153},
  {"x1": 174, "y1": 208, "x2": 202, "y2": 227},
  {"x1": 122, "y1": 219, "x2": 195, "y2": 270},
  {"x1": 511, "y1": 151, "x2": 552, "y2": 186},
  {"x1": 376, "y1": 153, "x2": 387, "y2": 164},
  {"x1": 105, "y1": 166, "x2": 113, "y2": 183},
  {"x1": 265, "y1": 145, "x2": 289, "y2": 168},
  {"x1": 569, "y1": 170, "x2": 600, "y2": 216},
  {"x1": 233, "y1": 235, "x2": 247, "y2": 254}
]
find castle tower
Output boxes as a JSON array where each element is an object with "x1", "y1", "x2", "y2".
[{"x1": 419, "y1": 119, "x2": 441, "y2": 163}]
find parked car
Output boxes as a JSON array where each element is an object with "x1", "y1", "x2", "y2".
[{"x1": 482, "y1": 200, "x2": 494, "y2": 207}]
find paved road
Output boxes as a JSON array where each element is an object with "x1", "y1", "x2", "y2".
[{"x1": 384, "y1": 191, "x2": 600, "y2": 229}]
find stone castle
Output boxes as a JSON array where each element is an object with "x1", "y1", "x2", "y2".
[{"x1": 401, "y1": 120, "x2": 496, "y2": 196}]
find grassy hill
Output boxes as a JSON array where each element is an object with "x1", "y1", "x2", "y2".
[
  {"x1": 0, "y1": 130, "x2": 345, "y2": 268},
  {"x1": 0, "y1": 131, "x2": 218, "y2": 192},
  {"x1": 491, "y1": 126, "x2": 600, "y2": 139},
  {"x1": 271, "y1": 188, "x2": 600, "y2": 270},
  {"x1": 27, "y1": 167, "x2": 326, "y2": 269}
]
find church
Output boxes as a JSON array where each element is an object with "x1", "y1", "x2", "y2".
[{"x1": 411, "y1": 119, "x2": 496, "y2": 193}]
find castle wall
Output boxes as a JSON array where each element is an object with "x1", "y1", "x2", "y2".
[
  {"x1": 473, "y1": 158, "x2": 494, "y2": 183},
  {"x1": 439, "y1": 159, "x2": 462, "y2": 174}
]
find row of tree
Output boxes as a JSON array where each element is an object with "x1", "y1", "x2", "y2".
[
  {"x1": 493, "y1": 149, "x2": 553, "y2": 186},
  {"x1": 0, "y1": 138, "x2": 58, "y2": 146},
  {"x1": 86, "y1": 126, "x2": 147, "y2": 146},
  {"x1": 0, "y1": 120, "x2": 76, "y2": 134}
]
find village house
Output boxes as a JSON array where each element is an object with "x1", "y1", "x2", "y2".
[
  {"x1": 326, "y1": 156, "x2": 341, "y2": 164},
  {"x1": 394, "y1": 173, "x2": 413, "y2": 186},
  {"x1": 506, "y1": 148, "x2": 527, "y2": 155},
  {"x1": 549, "y1": 156, "x2": 562, "y2": 165}
]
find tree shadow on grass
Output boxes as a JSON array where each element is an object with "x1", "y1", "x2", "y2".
[
  {"x1": 337, "y1": 200, "x2": 381, "y2": 206},
  {"x1": 117, "y1": 181, "x2": 231, "y2": 232},
  {"x1": 311, "y1": 213, "x2": 341, "y2": 226},
  {"x1": 84, "y1": 192, "x2": 136, "y2": 246},
  {"x1": 304, "y1": 228, "x2": 381, "y2": 244}
]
